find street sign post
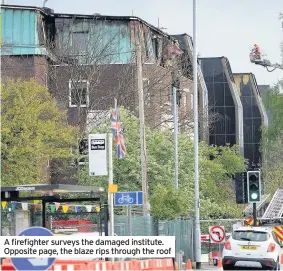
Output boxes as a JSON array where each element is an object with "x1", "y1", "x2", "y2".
[
  {"x1": 11, "y1": 226, "x2": 56, "y2": 271},
  {"x1": 114, "y1": 191, "x2": 143, "y2": 237},
  {"x1": 88, "y1": 134, "x2": 108, "y2": 176},
  {"x1": 114, "y1": 191, "x2": 143, "y2": 206},
  {"x1": 209, "y1": 225, "x2": 226, "y2": 244}
]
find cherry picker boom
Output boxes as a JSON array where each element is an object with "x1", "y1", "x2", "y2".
[{"x1": 249, "y1": 46, "x2": 283, "y2": 72}]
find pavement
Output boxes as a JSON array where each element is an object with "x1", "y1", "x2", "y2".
[
  {"x1": 201, "y1": 262, "x2": 218, "y2": 269},
  {"x1": 179, "y1": 261, "x2": 219, "y2": 270}
]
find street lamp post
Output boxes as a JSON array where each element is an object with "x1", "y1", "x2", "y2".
[
  {"x1": 193, "y1": 0, "x2": 201, "y2": 269},
  {"x1": 173, "y1": 86, "x2": 179, "y2": 190}
]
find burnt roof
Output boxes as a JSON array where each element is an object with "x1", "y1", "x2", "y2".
[{"x1": 1, "y1": 4, "x2": 173, "y2": 39}]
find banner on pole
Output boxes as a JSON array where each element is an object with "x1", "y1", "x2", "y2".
[{"x1": 88, "y1": 134, "x2": 108, "y2": 176}]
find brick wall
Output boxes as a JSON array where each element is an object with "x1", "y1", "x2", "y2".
[
  {"x1": 49, "y1": 62, "x2": 193, "y2": 132},
  {"x1": 1, "y1": 55, "x2": 48, "y2": 86}
]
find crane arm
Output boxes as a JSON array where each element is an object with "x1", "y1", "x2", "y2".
[{"x1": 250, "y1": 50, "x2": 283, "y2": 71}]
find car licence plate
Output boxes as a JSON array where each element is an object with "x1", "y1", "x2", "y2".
[{"x1": 240, "y1": 245, "x2": 258, "y2": 250}]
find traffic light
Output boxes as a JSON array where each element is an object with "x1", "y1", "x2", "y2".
[
  {"x1": 235, "y1": 172, "x2": 248, "y2": 204},
  {"x1": 247, "y1": 171, "x2": 261, "y2": 203}
]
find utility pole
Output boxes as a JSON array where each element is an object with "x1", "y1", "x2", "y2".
[
  {"x1": 173, "y1": 87, "x2": 179, "y2": 190},
  {"x1": 193, "y1": 0, "x2": 201, "y2": 269},
  {"x1": 136, "y1": 33, "x2": 149, "y2": 216},
  {"x1": 253, "y1": 203, "x2": 257, "y2": 226}
]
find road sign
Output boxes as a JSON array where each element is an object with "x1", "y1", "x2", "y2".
[
  {"x1": 114, "y1": 191, "x2": 143, "y2": 206},
  {"x1": 11, "y1": 226, "x2": 56, "y2": 271},
  {"x1": 108, "y1": 184, "x2": 118, "y2": 193},
  {"x1": 209, "y1": 225, "x2": 226, "y2": 243},
  {"x1": 88, "y1": 134, "x2": 108, "y2": 176}
]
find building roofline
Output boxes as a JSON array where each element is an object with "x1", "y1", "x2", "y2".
[
  {"x1": 233, "y1": 72, "x2": 254, "y2": 76},
  {"x1": 1, "y1": 4, "x2": 173, "y2": 39},
  {"x1": 199, "y1": 56, "x2": 235, "y2": 82},
  {"x1": 233, "y1": 73, "x2": 260, "y2": 94},
  {"x1": 199, "y1": 56, "x2": 227, "y2": 60},
  {"x1": 1, "y1": 4, "x2": 50, "y2": 15},
  {"x1": 172, "y1": 33, "x2": 192, "y2": 38},
  {"x1": 53, "y1": 13, "x2": 171, "y2": 38}
]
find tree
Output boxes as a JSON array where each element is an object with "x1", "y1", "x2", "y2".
[
  {"x1": 260, "y1": 79, "x2": 283, "y2": 194},
  {"x1": 259, "y1": 22, "x2": 283, "y2": 194},
  {"x1": 1, "y1": 78, "x2": 77, "y2": 186},
  {"x1": 76, "y1": 107, "x2": 246, "y2": 220}
]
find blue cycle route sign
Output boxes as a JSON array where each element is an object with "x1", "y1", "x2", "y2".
[
  {"x1": 114, "y1": 191, "x2": 143, "y2": 206},
  {"x1": 11, "y1": 226, "x2": 56, "y2": 271}
]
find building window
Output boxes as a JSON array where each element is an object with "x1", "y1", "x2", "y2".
[
  {"x1": 69, "y1": 80, "x2": 89, "y2": 107},
  {"x1": 72, "y1": 31, "x2": 88, "y2": 53}
]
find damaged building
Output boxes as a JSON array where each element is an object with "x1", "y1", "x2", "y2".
[
  {"x1": 1, "y1": 4, "x2": 209, "y2": 183},
  {"x1": 1, "y1": 5, "x2": 209, "y2": 136}
]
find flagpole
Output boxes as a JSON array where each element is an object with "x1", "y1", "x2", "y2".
[
  {"x1": 109, "y1": 98, "x2": 117, "y2": 238},
  {"x1": 108, "y1": 132, "x2": 114, "y2": 238},
  {"x1": 173, "y1": 86, "x2": 179, "y2": 190}
]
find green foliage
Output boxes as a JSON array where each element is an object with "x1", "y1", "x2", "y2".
[
  {"x1": 76, "y1": 108, "x2": 246, "y2": 220},
  {"x1": 261, "y1": 80, "x2": 283, "y2": 141},
  {"x1": 1, "y1": 78, "x2": 77, "y2": 186},
  {"x1": 261, "y1": 79, "x2": 283, "y2": 194}
]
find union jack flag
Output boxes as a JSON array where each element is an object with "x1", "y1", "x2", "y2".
[{"x1": 111, "y1": 100, "x2": 126, "y2": 159}]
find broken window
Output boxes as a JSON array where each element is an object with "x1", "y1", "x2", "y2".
[
  {"x1": 69, "y1": 80, "x2": 89, "y2": 107},
  {"x1": 152, "y1": 38, "x2": 158, "y2": 59},
  {"x1": 70, "y1": 20, "x2": 90, "y2": 54},
  {"x1": 72, "y1": 31, "x2": 88, "y2": 53},
  {"x1": 38, "y1": 16, "x2": 46, "y2": 46}
]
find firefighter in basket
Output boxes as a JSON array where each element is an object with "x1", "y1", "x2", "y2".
[{"x1": 250, "y1": 44, "x2": 262, "y2": 63}]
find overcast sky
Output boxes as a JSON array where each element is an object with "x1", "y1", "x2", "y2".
[{"x1": 6, "y1": 0, "x2": 283, "y2": 86}]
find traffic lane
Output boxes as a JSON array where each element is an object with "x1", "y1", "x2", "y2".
[
  {"x1": 201, "y1": 263, "x2": 267, "y2": 270},
  {"x1": 223, "y1": 269, "x2": 266, "y2": 270}
]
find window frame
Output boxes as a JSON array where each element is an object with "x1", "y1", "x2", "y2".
[
  {"x1": 68, "y1": 79, "x2": 90, "y2": 108},
  {"x1": 71, "y1": 30, "x2": 89, "y2": 55}
]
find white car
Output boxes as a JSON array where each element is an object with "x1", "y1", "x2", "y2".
[{"x1": 222, "y1": 226, "x2": 283, "y2": 270}]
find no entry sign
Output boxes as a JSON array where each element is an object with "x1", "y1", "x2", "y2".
[{"x1": 209, "y1": 225, "x2": 226, "y2": 243}]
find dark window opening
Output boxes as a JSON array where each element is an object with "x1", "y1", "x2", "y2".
[
  {"x1": 69, "y1": 81, "x2": 89, "y2": 107},
  {"x1": 152, "y1": 38, "x2": 158, "y2": 59}
]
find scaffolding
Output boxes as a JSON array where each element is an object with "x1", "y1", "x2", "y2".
[{"x1": 262, "y1": 189, "x2": 283, "y2": 219}]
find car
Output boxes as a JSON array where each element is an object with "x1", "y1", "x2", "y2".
[{"x1": 222, "y1": 226, "x2": 283, "y2": 270}]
